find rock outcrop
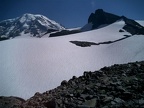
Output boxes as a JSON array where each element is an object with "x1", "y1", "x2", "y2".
[
  {"x1": 88, "y1": 9, "x2": 120, "y2": 29},
  {"x1": 122, "y1": 16, "x2": 144, "y2": 35},
  {"x1": 70, "y1": 35, "x2": 131, "y2": 47}
]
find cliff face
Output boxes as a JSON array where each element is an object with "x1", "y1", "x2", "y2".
[
  {"x1": 88, "y1": 9, "x2": 120, "y2": 29},
  {"x1": 1, "y1": 61, "x2": 144, "y2": 108}
]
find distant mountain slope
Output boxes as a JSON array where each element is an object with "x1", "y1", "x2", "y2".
[{"x1": 0, "y1": 13, "x2": 65, "y2": 38}]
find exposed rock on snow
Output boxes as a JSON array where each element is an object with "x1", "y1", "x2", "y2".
[
  {"x1": 1, "y1": 61, "x2": 144, "y2": 108},
  {"x1": 70, "y1": 41, "x2": 98, "y2": 47},
  {"x1": 70, "y1": 35, "x2": 131, "y2": 47},
  {"x1": 0, "y1": 37, "x2": 9, "y2": 41},
  {"x1": 49, "y1": 29, "x2": 81, "y2": 37},
  {"x1": 122, "y1": 16, "x2": 144, "y2": 35}
]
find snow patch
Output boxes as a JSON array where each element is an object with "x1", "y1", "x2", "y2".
[
  {"x1": 23, "y1": 23, "x2": 29, "y2": 28},
  {"x1": 19, "y1": 13, "x2": 36, "y2": 23},
  {"x1": 6, "y1": 26, "x2": 15, "y2": 35}
]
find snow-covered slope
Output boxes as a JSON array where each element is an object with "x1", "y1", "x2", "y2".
[
  {"x1": 0, "y1": 13, "x2": 65, "y2": 38},
  {"x1": 0, "y1": 20, "x2": 144, "y2": 99}
]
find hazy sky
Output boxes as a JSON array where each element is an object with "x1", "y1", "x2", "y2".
[{"x1": 0, "y1": 0, "x2": 144, "y2": 28}]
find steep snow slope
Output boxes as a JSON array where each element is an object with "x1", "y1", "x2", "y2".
[{"x1": 0, "y1": 20, "x2": 144, "y2": 99}]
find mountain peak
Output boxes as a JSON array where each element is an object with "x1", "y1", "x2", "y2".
[
  {"x1": 19, "y1": 13, "x2": 36, "y2": 23},
  {"x1": 95, "y1": 9, "x2": 104, "y2": 14},
  {"x1": 0, "y1": 13, "x2": 65, "y2": 38},
  {"x1": 22, "y1": 13, "x2": 33, "y2": 17},
  {"x1": 88, "y1": 9, "x2": 120, "y2": 29},
  {"x1": 21, "y1": 13, "x2": 37, "y2": 19}
]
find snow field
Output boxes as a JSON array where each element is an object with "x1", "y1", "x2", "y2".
[{"x1": 0, "y1": 20, "x2": 144, "y2": 99}]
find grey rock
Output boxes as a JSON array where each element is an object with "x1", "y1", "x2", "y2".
[
  {"x1": 139, "y1": 99, "x2": 144, "y2": 105},
  {"x1": 77, "y1": 105, "x2": 90, "y2": 108},
  {"x1": 61, "y1": 80, "x2": 68, "y2": 86},
  {"x1": 103, "y1": 96, "x2": 113, "y2": 103},
  {"x1": 114, "y1": 98, "x2": 125, "y2": 104},
  {"x1": 82, "y1": 98, "x2": 97, "y2": 108}
]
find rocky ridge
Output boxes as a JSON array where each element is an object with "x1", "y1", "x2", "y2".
[
  {"x1": 1, "y1": 61, "x2": 144, "y2": 108},
  {"x1": 87, "y1": 9, "x2": 144, "y2": 35},
  {"x1": 88, "y1": 9, "x2": 120, "y2": 29}
]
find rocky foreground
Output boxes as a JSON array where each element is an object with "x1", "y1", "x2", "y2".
[{"x1": 1, "y1": 61, "x2": 144, "y2": 108}]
